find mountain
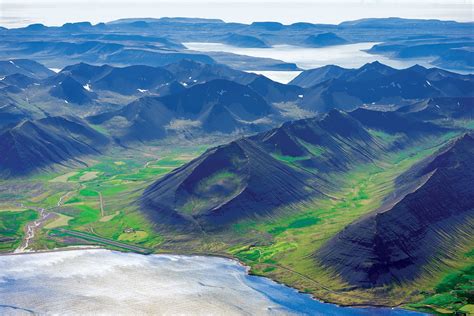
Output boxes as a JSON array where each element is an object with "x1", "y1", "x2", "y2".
[
  {"x1": 290, "y1": 61, "x2": 398, "y2": 89},
  {"x1": 304, "y1": 32, "x2": 348, "y2": 47},
  {"x1": 2, "y1": 17, "x2": 472, "y2": 72},
  {"x1": 57, "y1": 61, "x2": 256, "y2": 95},
  {"x1": 349, "y1": 108, "x2": 447, "y2": 137},
  {"x1": 0, "y1": 116, "x2": 109, "y2": 177},
  {"x1": 139, "y1": 110, "x2": 381, "y2": 231},
  {"x1": 298, "y1": 62, "x2": 474, "y2": 112},
  {"x1": 0, "y1": 103, "x2": 32, "y2": 130},
  {"x1": 221, "y1": 33, "x2": 269, "y2": 48},
  {"x1": 289, "y1": 65, "x2": 348, "y2": 88},
  {"x1": 89, "y1": 79, "x2": 274, "y2": 141},
  {"x1": 163, "y1": 59, "x2": 257, "y2": 85},
  {"x1": 93, "y1": 65, "x2": 174, "y2": 95},
  {"x1": 59, "y1": 64, "x2": 174, "y2": 95},
  {"x1": 49, "y1": 75, "x2": 97, "y2": 104},
  {"x1": 397, "y1": 97, "x2": 474, "y2": 121},
  {"x1": 1, "y1": 73, "x2": 39, "y2": 88},
  {"x1": 0, "y1": 59, "x2": 54, "y2": 79},
  {"x1": 249, "y1": 21, "x2": 284, "y2": 31},
  {"x1": 368, "y1": 39, "x2": 474, "y2": 71},
  {"x1": 247, "y1": 75, "x2": 303, "y2": 103},
  {"x1": 339, "y1": 61, "x2": 397, "y2": 81},
  {"x1": 104, "y1": 49, "x2": 215, "y2": 68},
  {"x1": 60, "y1": 63, "x2": 113, "y2": 84},
  {"x1": 316, "y1": 134, "x2": 474, "y2": 287},
  {"x1": 338, "y1": 17, "x2": 466, "y2": 29}
]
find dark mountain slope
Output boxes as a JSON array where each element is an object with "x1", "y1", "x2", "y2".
[
  {"x1": 397, "y1": 97, "x2": 474, "y2": 121},
  {"x1": 141, "y1": 139, "x2": 316, "y2": 231},
  {"x1": 60, "y1": 62, "x2": 113, "y2": 84},
  {"x1": 93, "y1": 65, "x2": 174, "y2": 95},
  {"x1": 89, "y1": 79, "x2": 273, "y2": 141},
  {"x1": 316, "y1": 134, "x2": 474, "y2": 288},
  {"x1": 0, "y1": 102, "x2": 33, "y2": 130},
  {"x1": 221, "y1": 33, "x2": 269, "y2": 48},
  {"x1": 304, "y1": 32, "x2": 348, "y2": 47},
  {"x1": 1, "y1": 73, "x2": 39, "y2": 88},
  {"x1": 340, "y1": 61, "x2": 397, "y2": 82},
  {"x1": 58, "y1": 63, "x2": 175, "y2": 95},
  {"x1": 56, "y1": 61, "x2": 256, "y2": 95},
  {"x1": 247, "y1": 75, "x2": 303, "y2": 103},
  {"x1": 140, "y1": 110, "x2": 382, "y2": 231},
  {"x1": 289, "y1": 65, "x2": 348, "y2": 88},
  {"x1": 349, "y1": 108, "x2": 447, "y2": 136},
  {"x1": 300, "y1": 63, "x2": 474, "y2": 112},
  {"x1": 0, "y1": 59, "x2": 54, "y2": 79},
  {"x1": 163, "y1": 59, "x2": 257, "y2": 86},
  {"x1": 252, "y1": 110, "x2": 382, "y2": 172},
  {"x1": 49, "y1": 76, "x2": 97, "y2": 104},
  {"x1": 0, "y1": 116, "x2": 109, "y2": 177}
]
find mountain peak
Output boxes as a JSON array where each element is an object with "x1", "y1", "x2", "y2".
[{"x1": 360, "y1": 61, "x2": 394, "y2": 72}]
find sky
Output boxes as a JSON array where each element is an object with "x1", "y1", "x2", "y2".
[{"x1": 0, "y1": 0, "x2": 472, "y2": 27}]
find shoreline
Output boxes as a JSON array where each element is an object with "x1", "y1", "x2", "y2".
[{"x1": 0, "y1": 246, "x2": 417, "y2": 313}]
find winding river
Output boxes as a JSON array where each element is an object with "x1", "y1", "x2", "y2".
[{"x1": 0, "y1": 249, "x2": 425, "y2": 315}]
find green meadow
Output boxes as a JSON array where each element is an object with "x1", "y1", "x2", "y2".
[
  {"x1": 0, "y1": 144, "x2": 206, "y2": 252},
  {"x1": 0, "y1": 209, "x2": 37, "y2": 252}
]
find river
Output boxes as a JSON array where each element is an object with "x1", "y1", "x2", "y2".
[{"x1": 0, "y1": 249, "x2": 425, "y2": 315}]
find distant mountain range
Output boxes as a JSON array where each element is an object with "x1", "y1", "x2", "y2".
[{"x1": 0, "y1": 17, "x2": 472, "y2": 71}]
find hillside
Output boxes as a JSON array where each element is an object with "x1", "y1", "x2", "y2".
[
  {"x1": 0, "y1": 59, "x2": 54, "y2": 79},
  {"x1": 298, "y1": 62, "x2": 474, "y2": 112},
  {"x1": 316, "y1": 134, "x2": 474, "y2": 287},
  {"x1": 0, "y1": 116, "x2": 109, "y2": 177},
  {"x1": 89, "y1": 79, "x2": 274, "y2": 141},
  {"x1": 49, "y1": 75, "x2": 97, "y2": 104},
  {"x1": 304, "y1": 32, "x2": 348, "y2": 47},
  {"x1": 140, "y1": 110, "x2": 382, "y2": 231}
]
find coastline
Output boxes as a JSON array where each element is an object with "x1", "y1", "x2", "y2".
[{"x1": 0, "y1": 246, "x2": 420, "y2": 313}]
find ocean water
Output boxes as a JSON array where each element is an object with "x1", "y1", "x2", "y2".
[{"x1": 0, "y1": 249, "x2": 425, "y2": 315}]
